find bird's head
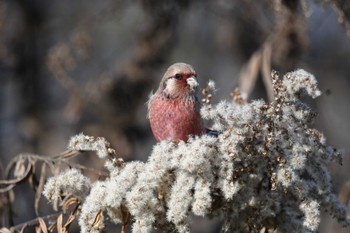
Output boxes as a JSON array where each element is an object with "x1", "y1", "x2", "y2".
[{"x1": 158, "y1": 63, "x2": 199, "y2": 99}]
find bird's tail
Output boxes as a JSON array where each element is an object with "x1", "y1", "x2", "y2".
[{"x1": 205, "y1": 128, "x2": 221, "y2": 137}]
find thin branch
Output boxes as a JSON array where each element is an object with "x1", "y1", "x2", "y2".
[{"x1": 7, "y1": 213, "x2": 60, "y2": 232}]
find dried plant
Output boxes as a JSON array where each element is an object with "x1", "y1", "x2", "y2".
[
  {"x1": 0, "y1": 141, "x2": 112, "y2": 232},
  {"x1": 1, "y1": 69, "x2": 346, "y2": 233},
  {"x1": 327, "y1": 0, "x2": 350, "y2": 39},
  {"x1": 237, "y1": 0, "x2": 309, "y2": 102}
]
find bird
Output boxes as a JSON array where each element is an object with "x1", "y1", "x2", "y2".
[{"x1": 147, "y1": 63, "x2": 205, "y2": 142}]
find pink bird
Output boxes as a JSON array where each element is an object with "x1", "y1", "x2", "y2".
[{"x1": 148, "y1": 63, "x2": 205, "y2": 142}]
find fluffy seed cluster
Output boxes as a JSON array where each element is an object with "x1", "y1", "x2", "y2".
[
  {"x1": 67, "y1": 133, "x2": 114, "y2": 159},
  {"x1": 43, "y1": 168, "x2": 91, "y2": 204},
  {"x1": 43, "y1": 69, "x2": 349, "y2": 233}
]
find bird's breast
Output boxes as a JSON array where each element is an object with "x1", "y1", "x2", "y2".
[{"x1": 149, "y1": 95, "x2": 203, "y2": 142}]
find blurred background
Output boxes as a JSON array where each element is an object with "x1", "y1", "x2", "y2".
[{"x1": 1, "y1": 0, "x2": 350, "y2": 232}]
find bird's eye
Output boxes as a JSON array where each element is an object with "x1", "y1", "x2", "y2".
[{"x1": 174, "y1": 73, "x2": 182, "y2": 80}]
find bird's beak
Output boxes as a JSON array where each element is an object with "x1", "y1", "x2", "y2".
[{"x1": 186, "y1": 76, "x2": 199, "y2": 91}]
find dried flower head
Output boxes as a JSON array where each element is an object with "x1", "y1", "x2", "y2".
[{"x1": 44, "y1": 69, "x2": 349, "y2": 233}]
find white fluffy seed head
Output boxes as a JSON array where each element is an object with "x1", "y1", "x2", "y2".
[{"x1": 186, "y1": 77, "x2": 199, "y2": 91}]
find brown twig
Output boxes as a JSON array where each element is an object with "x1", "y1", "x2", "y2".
[{"x1": 327, "y1": 0, "x2": 350, "y2": 39}]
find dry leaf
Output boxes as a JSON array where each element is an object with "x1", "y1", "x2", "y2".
[
  {"x1": 48, "y1": 222, "x2": 57, "y2": 233},
  {"x1": 121, "y1": 204, "x2": 130, "y2": 233},
  {"x1": 62, "y1": 150, "x2": 80, "y2": 159},
  {"x1": 35, "y1": 164, "x2": 47, "y2": 216},
  {"x1": 63, "y1": 202, "x2": 80, "y2": 231},
  {"x1": 63, "y1": 205, "x2": 80, "y2": 230},
  {"x1": 261, "y1": 42, "x2": 274, "y2": 102},
  {"x1": 28, "y1": 172, "x2": 39, "y2": 190},
  {"x1": 0, "y1": 227, "x2": 12, "y2": 233},
  {"x1": 339, "y1": 180, "x2": 350, "y2": 205},
  {"x1": 57, "y1": 214, "x2": 63, "y2": 233},
  {"x1": 18, "y1": 225, "x2": 26, "y2": 233},
  {"x1": 38, "y1": 217, "x2": 48, "y2": 233},
  {"x1": 92, "y1": 209, "x2": 103, "y2": 229},
  {"x1": 13, "y1": 159, "x2": 26, "y2": 179},
  {"x1": 238, "y1": 49, "x2": 261, "y2": 100},
  {"x1": 62, "y1": 197, "x2": 79, "y2": 212}
]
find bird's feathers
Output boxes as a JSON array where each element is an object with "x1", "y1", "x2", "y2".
[{"x1": 148, "y1": 62, "x2": 204, "y2": 142}]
